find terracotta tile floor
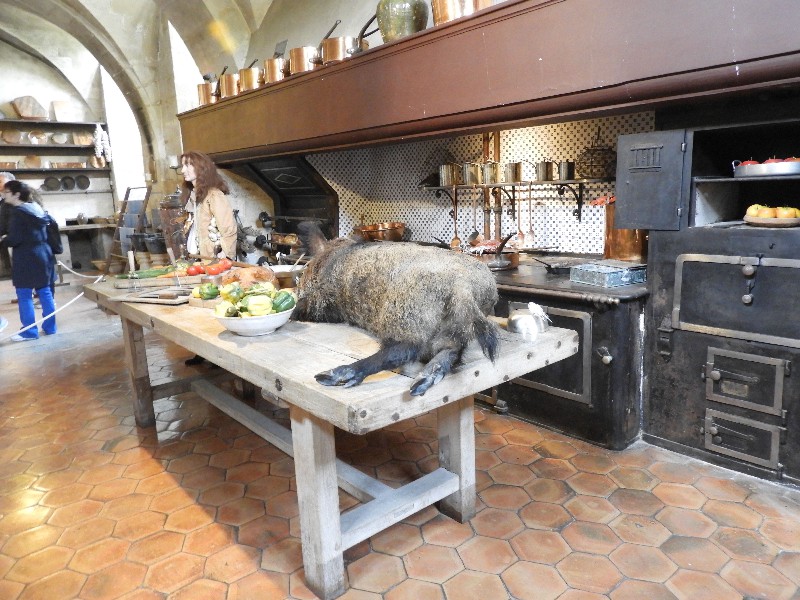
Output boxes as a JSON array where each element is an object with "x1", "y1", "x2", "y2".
[{"x1": 2, "y1": 273, "x2": 800, "y2": 599}]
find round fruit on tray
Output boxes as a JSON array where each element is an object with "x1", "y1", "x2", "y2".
[{"x1": 743, "y1": 215, "x2": 800, "y2": 228}]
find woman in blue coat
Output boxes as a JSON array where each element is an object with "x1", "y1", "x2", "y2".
[{"x1": 1, "y1": 180, "x2": 56, "y2": 341}]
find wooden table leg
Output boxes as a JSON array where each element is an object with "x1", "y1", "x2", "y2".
[
  {"x1": 290, "y1": 406, "x2": 347, "y2": 599},
  {"x1": 436, "y1": 395, "x2": 476, "y2": 522},
  {"x1": 121, "y1": 318, "x2": 155, "y2": 428}
]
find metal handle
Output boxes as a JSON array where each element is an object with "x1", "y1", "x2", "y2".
[{"x1": 742, "y1": 294, "x2": 753, "y2": 304}]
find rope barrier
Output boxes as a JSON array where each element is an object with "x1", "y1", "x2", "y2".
[{"x1": 0, "y1": 261, "x2": 105, "y2": 343}]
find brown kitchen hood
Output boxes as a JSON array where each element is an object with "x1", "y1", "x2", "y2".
[{"x1": 179, "y1": 0, "x2": 800, "y2": 162}]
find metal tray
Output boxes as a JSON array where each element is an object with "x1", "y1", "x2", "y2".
[{"x1": 734, "y1": 161, "x2": 800, "y2": 177}]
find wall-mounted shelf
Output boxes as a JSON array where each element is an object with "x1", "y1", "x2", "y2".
[
  {"x1": 9, "y1": 168, "x2": 111, "y2": 174},
  {"x1": 422, "y1": 178, "x2": 613, "y2": 222}
]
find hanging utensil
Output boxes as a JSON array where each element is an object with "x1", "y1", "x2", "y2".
[
  {"x1": 450, "y1": 193, "x2": 461, "y2": 248},
  {"x1": 516, "y1": 188, "x2": 525, "y2": 247},
  {"x1": 468, "y1": 192, "x2": 483, "y2": 245},
  {"x1": 527, "y1": 182, "x2": 535, "y2": 244}
]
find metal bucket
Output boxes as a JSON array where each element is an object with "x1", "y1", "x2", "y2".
[
  {"x1": 504, "y1": 162, "x2": 522, "y2": 183},
  {"x1": 535, "y1": 160, "x2": 555, "y2": 181},
  {"x1": 482, "y1": 161, "x2": 503, "y2": 185},
  {"x1": 431, "y1": 0, "x2": 492, "y2": 25},
  {"x1": 462, "y1": 162, "x2": 483, "y2": 185},
  {"x1": 558, "y1": 160, "x2": 576, "y2": 181},
  {"x1": 439, "y1": 164, "x2": 461, "y2": 186}
]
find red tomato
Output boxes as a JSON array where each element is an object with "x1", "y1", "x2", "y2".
[
  {"x1": 205, "y1": 264, "x2": 223, "y2": 276},
  {"x1": 218, "y1": 258, "x2": 233, "y2": 271},
  {"x1": 187, "y1": 265, "x2": 202, "y2": 276}
]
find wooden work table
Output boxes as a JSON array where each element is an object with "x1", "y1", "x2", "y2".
[{"x1": 84, "y1": 280, "x2": 578, "y2": 599}]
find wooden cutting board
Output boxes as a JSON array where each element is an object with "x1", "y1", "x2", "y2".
[{"x1": 12, "y1": 96, "x2": 48, "y2": 120}]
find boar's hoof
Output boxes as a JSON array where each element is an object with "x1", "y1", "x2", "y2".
[
  {"x1": 410, "y1": 373, "x2": 442, "y2": 396},
  {"x1": 315, "y1": 365, "x2": 365, "y2": 388}
]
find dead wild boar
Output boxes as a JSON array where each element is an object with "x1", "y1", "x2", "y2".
[{"x1": 293, "y1": 222, "x2": 499, "y2": 396}]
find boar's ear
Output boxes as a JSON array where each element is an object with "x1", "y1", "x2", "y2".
[{"x1": 297, "y1": 221, "x2": 328, "y2": 257}]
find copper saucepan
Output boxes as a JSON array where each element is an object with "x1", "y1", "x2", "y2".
[
  {"x1": 238, "y1": 59, "x2": 261, "y2": 91},
  {"x1": 431, "y1": 0, "x2": 492, "y2": 25},
  {"x1": 288, "y1": 46, "x2": 320, "y2": 75},
  {"x1": 264, "y1": 57, "x2": 288, "y2": 83}
]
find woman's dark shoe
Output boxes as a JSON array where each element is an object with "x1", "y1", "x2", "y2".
[{"x1": 184, "y1": 355, "x2": 206, "y2": 366}]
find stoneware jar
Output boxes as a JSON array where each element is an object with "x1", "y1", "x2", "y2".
[{"x1": 376, "y1": 0, "x2": 429, "y2": 43}]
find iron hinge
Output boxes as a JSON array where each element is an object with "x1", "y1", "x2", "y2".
[
  {"x1": 784, "y1": 361, "x2": 792, "y2": 377},
  {"x1": 677, "y1": 206, "x2": 682, "y2": 217},
  {"x1": 657, "y1": 316, "x2": 674, "y2": 359}
]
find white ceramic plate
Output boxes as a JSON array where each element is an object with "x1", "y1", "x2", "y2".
[
  {"x1": 216, "y1": 307, "x2": 294, "y2": 336},
  {"x1": 51, "y1": 132, "x2": 69, "y2": 144}
]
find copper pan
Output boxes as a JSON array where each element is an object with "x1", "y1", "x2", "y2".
[
  {"x1": 219, "y1": 73, "x2": 239, "y2": 98},
  {"x1": 264, "y1": 58, "x2": 288, "y2": 83},
  {"x1": 320, "y1": 37, "x2": 370, "y2": 64},
  {"x1": 197, "y1": 83, "x2": 216, "y2": 106},
  {"x1": 431, "y1": 0, "x2": 492, "y2": 25},
  {"x1": 288, "y1": 46, "x2": 320, "y2": 75},
  {"x1": 238, "y1": 60, "x2": 262, "y2": 91}
]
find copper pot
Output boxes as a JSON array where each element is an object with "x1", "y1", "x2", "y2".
[
  {"x1": 197, "y1": 82, "x2": 216, "y2": 106},
  {"x1": 353, "y1": 222, "x2": 406, "y2": 242},
  {"x1": 264, "y1": 58, "x2": 288, "y2": 83},
  {"x1": 288, "y1": 46, "x2": 320, "y2": 75},
  {"x1": 238, "y1": 67, "x2": 262, "y2": 91},
  {"x1": 219, "y1": 73, "x2": 239, "y2": 98},
  {"x1": 320, "y1": 37, "x2": 370, "y2": 64},
  {"x1": 604, "y1": 203, "x2": 648, "y2": 262},
  {"x1": 431, "y1": 0, "x2": 492, "y2": 25}
]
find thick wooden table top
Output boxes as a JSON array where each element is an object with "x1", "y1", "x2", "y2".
[{"x1": 85, "y1": 281, "x2": 578, "y2": 434}]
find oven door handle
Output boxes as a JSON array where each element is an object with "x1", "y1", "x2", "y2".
[{"x1": 704, "y1": 363, "x2": 760, "y2": 384}]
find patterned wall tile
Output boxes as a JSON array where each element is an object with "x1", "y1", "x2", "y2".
[{"x1": 308, "y1": 111, "x2": 654, "y2": 254}]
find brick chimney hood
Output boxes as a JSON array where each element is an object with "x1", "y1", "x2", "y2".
[{"x1": 178, "y1": 0, "x2": 800, "y2": 163}]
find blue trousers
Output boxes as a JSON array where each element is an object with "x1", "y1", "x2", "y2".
[{"x1": 16, "y1": 286, "x2": 56, "y2": 338}]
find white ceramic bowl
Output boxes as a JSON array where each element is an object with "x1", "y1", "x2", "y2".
[{"x1": 216, "y1": 307, "x2": 294, "y2": 336}]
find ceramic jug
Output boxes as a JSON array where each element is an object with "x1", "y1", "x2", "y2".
[{"x1": 376, "y1": 0, "x2": 429, "y2": 42}]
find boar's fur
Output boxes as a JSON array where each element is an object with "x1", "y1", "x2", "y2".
[{"x1": 293, "y1": 222, "x2": 500, "y2": 396}]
